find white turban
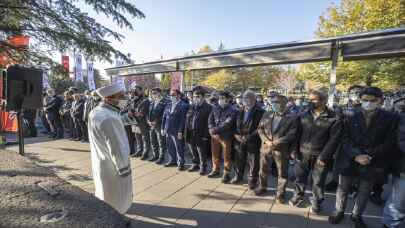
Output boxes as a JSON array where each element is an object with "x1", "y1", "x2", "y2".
[{"x1": 96, "y1": 83, "x2": 125, "y2": 98}]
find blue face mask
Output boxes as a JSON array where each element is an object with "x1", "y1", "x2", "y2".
[{"x1": 271, "y1": 103, "x2": 282, "y2": 113}]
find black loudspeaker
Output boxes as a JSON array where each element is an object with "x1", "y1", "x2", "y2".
[{"x1": 5, "y1": 65, "x2": 43, "y2": 111}]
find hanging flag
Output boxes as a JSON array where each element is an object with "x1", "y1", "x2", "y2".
[
  {"x1": 62, "y1": 55, "x2": 69, "y2": 73},
  {"x1": 74, "y1": 53, "x2": 83, "y2": 82},
  {"x1": 41, "y1": 66, "x2": 50, "y2": 89},
  {"x1": 87, "y1": 60, "x2": 96, "y2": 90}
]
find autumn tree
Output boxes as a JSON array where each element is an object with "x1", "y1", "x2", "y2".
[{"x1": 298, "y1": 0, "x2": 405, "y2": 91}]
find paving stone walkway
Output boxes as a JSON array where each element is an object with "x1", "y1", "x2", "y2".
[{"x1": 7, "y1": 136, "x2": 385, "y2": 228}]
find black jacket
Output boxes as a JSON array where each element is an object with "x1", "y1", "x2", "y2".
[
  {"x1": 208, "y1": 104, "x2": 238, "y2": 140},
  {"x1": 258, "y1": 111, "x2": 299, "y2": 155},
  {"x1": 234, "y1": 105, "x2": 265, "y2": 149},
  {"x1": 148, "y1": 98, "x2": 168, "y2": 130},
  {"x1": 185, "y1": 101, "x2": 212, "y2": 145},
  {"x1": 44, "y1": 95, "x2": 63, "y2": 114},
  {"x1": 130, "y1": 96, "x2": 150, "y2": 132},
  {"x1": 335, "y1": 109, "x2": 399, "y2": 176},
  {"x1": 294, "y1": 108, "x2": 343, "y2": 162}
]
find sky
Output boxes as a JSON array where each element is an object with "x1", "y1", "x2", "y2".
[{"x1": 77, "y1": 0, "x2": 341, "y2": 74}]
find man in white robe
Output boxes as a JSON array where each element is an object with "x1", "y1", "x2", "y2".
[{"x1": 88, "y1": 83, "x2": 133, "y2": 214}]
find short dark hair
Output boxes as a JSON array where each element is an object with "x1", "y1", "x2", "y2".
[
  {"x1": 308, "y1": 89, "x2": 327, "y2": 102},
  {"x1": 360, "y1": 86, "x2": 383, "y2": 98},
  {"x1": 218, "y1": 91, "x2": 232, "y2": 99},
  {"x1": 193, "y1": 88, "x2": 206, "y2": 96},
  {"x1": 151, "y1": 87, "x2": 162, "y2": 93},
  {"x1": 271, "y1": 94, "x2": 288, "y2": 104},
  {"x1": 171, "y1": 89, "x2": 182, "y2": 95}
]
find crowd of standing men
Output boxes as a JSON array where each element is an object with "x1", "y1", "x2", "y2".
[{"x1": 36, "y1": 83, "x2": 404, "y2": 228}]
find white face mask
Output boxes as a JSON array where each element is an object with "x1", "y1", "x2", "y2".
[
  {"x1": 361, "y1": 101, "x2": 379, "y2": 111},
  {"x1": 195, "y1": 97, "x2": 204, "y2": 105},
  {"x1": 218, "y1": 99, "x2": 227, "y2": 108},
  {"x1": 171, "y1": 96, "x2": 177, "y2": 103}
]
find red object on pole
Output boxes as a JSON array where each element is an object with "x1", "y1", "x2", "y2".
[
  {"x1": 8, "y1": 35, "x2": 30, "y2": 47},
  {"x1": 62, "y1": 55, "x2": 69, "y2": 72}
]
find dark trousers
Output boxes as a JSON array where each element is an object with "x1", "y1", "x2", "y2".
[
  {"x1": 234, "y1": 143, "x2": 260, "y2": 185},
  {"x1": 187, "y1": 138, "x2": 210, "y2": 169},
  {"x1": 167, "y1": 134, "x2": 185, "y2": 166},
  {"x1": 259, "y1": 151, "x2": 289, "y2": 197},
  {"x1": 150, "y1": 128, "x2": 166, "y2": 159},
  {"x1": 40, "y1": 111, "x2": 51, "y2": 133},
  {"x1": 47, "y1": 112, "x2": 63, "y2": 138},
  {"x1": 63, "y1": 115, "x2": 74, "y2": 138},
  {"x1": 125, "y1": 125, "x2": 136, "y2": 154},
  {"x1": 336, "y1": 174, "x2": 373, "y2": 216},
  {"x1": 73, "y1": 118, "x2": 83, "y2": 139},
  {"x1": 294, "y1": 155, "x2": 328, "y2": 204},
  {"x1": 137, "y1": 130, "x2": 151, "y2": 157}
]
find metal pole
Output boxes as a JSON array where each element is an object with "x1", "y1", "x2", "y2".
[
  {"x1": 328, "y1": 42, "x2": 339, "y2": 108},
  {"x1": 17, "y1": 110, "x2": 24, "y2": 156}
]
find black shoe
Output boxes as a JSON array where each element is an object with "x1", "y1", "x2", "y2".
[
  {"x1": 329, "y1": 211, "x2": 345, "y2": 224},
  {"x1": 248, "y1": 180, "x2": 257, "y2": 190},
  {"x1": 164, "y1": 162, "x2": 176, "y2": 167},
  {"x1": 148, "y1": 156, "x2": 158, "y2": 162},
  {"x1": 199, "y1": 167, "x2": 207, "y2": 176},
  {"x1": 130, "y1": 153, "x2": 137, "y2": 158},
  {"x1": 351, "y1": 215, "x2": 367, "y2": 228},
  {"x1": 140, "y1": 154, "x2": 149, "y2": 161},
  {"x1": 188, "y1": 165, "x2": 199, "y2": 172},
  {"x1": 370, "y1": 192, "x2": 384, "y2": 206},
  {"x1": 155, "y1": 158, "x2": 164, "y2": 164},
  {"x1": 133, "y1": 152, "x2": 142, "y2": 158},
  {"x1": 221, "y1": 173, "x2": 231, "y2": 184},
  {"x1": 207, "y1": 170, "x2": 220, "y2": 178},
  {"x1": 289, "y1": 194, "x2": 305, "y2": 207},
  {"x1": 325, "y1": 180, "x2": 338, "y2": 192},
  {"x1": 254, "y1": 188, "x2": 267, "y2": 196},
  {"x1": 230, "y1": 176, "x2": 243, "y2": 185},
  {"x1": 177, "y1": 165, "x2": 186, "y2": 171}
]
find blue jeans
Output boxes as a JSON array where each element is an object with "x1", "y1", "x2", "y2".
[
  {"x1": 167, "y1": 134, "x2": 185, "y2": 167},
  {"x1": 383, "y1": 176, "x2": 405, "y2": 228}
]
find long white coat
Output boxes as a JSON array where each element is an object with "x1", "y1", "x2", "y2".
[{"x1": 88, "y1": 103, "x2": 133, "y2": 214}]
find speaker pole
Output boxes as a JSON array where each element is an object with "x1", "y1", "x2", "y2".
[{"x1": 17, "y1": 110, "x2": 24, "y2": 156}]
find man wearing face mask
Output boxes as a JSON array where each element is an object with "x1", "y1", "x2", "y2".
[
  {"x1": 184, "y1": 88, "x2": 212, "y2": 175},
  {"x1": 129, "y1": 85, "x2": 151, "y2": 160},
  {"x1": 289, "y1": 90, "x2": 342, "y2": 214},
  {"x1": 148, "y1": 88, "x2": 169, "y2": 164},
  {"x1": 325, "y1": 85, "x2": 364, "y2": 192},
  {"x1": 255, "y1": 95, "x2": 299, "y2": 204},
  {"x1": 208, "y1": 91, "x2": 238, "y2": 183},
  {"x1": 232, "y1": 90, "x2": 265, "y2": 189},
  {"x1": 162, "y1": 89, "x2": 189, "y2": 170},
  {"x1": 88, "y1": 83, "x2": 133, "y2": 214},
  {"x1": 330, "y1": 87, "x2": 399, "y2": 228}
]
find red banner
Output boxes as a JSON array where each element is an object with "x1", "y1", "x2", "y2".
[{"x1": 62, "y1": 55, "x2": 69, "y2": 72}]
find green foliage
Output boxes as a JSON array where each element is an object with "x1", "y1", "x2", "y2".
[
  {"x1": 0, "y1": 0, "x2": 144, "y2": 68},
  {"x1": 299, "y1": 0, "x2": 405, "y2": 91}
]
